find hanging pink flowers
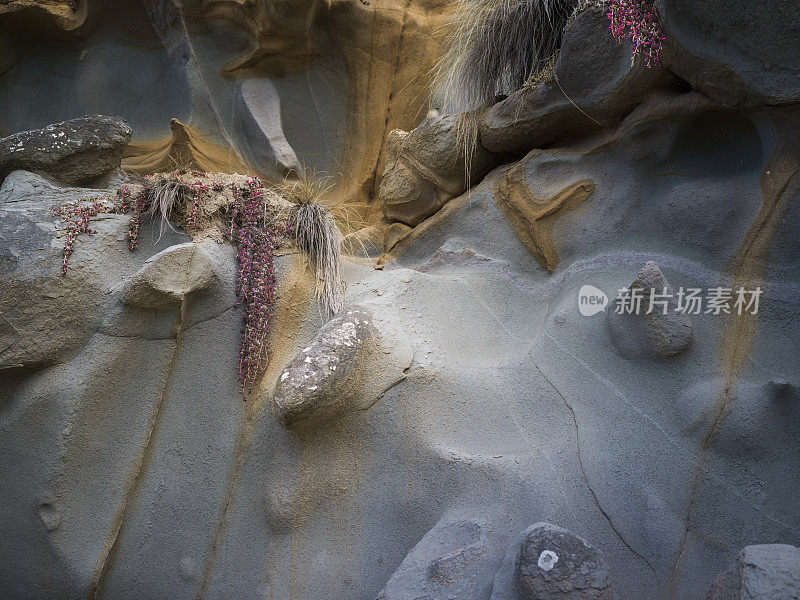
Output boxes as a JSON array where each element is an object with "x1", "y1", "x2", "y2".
[{"x1": 607, "y1": 0, "x2": 665, "y2": 68}]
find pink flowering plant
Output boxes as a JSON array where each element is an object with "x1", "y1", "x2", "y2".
[
  {"x1": 606, "y1": 0, "x2": 665, "y2": 67},
  {"x1": 54, "y1": 171, "x2": 286, "y2": 399}
]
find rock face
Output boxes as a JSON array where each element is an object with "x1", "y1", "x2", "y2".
[
  {"x1": 606, "y1": 261, "x2": 693, "y2": 359},
  {"x1": 379, "y1": 112, "x2": 501, "y2": 229},
  {"x1": 658, "y1": 0, "x2": 800, "y2": 106},
  {"x1": 706, "y1": 544, "x2": 800, "y2": 600},
  {"x1": 490, "y1": 523, "x2": 613, "y2": 600},
  {"x1": 0, "y1": 116, "x2": 132, "y2": 185},
  {"x1": 376, "y1": 517, "x2": 501, "y2": 600},
  {"x1": 272, "y1": 306, "x2": 412, "y2": 431}
]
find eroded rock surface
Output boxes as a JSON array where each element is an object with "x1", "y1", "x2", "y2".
[
  {"x1": 380, "y1": 112, "x2": 501, "y2": 229},
  {"x1": 706, "y1": 544, "x2": 800, "y2": 600},
  {"x1": 658, "y1": 0, "x2": 800, "y2": 106},
  {"x1": 479, "y1": 6, "x2": 673, "y2": 155},
  {"x1": 122, "y1": 242, "x2": 219, "y2": 310},
  {"x1": 376, "y1": 517, "x2": 501, "y2": 600},
  {"x1": 0, "y1": 116, "x2": 132, "y2": 185},
  {"x1": 606, "y1": 261, "x2": 693, "y2": 359}
]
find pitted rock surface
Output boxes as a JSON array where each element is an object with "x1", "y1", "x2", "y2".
[
  {"x1": 0, "y1": 115, "x2": 132, "y2": 185},
  {"x1": 273, "y1": 306, "x2": 379, "y2": 431},
  {"x1": 501, "y1": 523, "x2": 613, "y2": 600}
]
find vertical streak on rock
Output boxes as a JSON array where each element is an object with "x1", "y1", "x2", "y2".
[
  {"x1": 195, "y1": 257, "x2": 313, "y2": 600},
  {"x1": 667, "y1": 113, "x2": 800, "y2": 599},
  {"x1": 369, "y1": 0, "x2": 413, "y2": 202},
  {"x1": 87, "y1": 299, "x2": 187, "y2": 600}
]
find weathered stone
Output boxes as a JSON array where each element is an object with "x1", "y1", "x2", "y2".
[
  {"x1": 479, "y1": 6, "x2": 672, "y2": 154},
  {"x1": 379, "y1": 112, "x2": 501, "y2": 228},
  {"x1": 375, "y1": 517, "x2": 501, "y2": 600},
  {"x1": 658, "y1": 0, "x2": 800, "y2": 107},
  {"x1": 706, "y1": 544, "x2": 800, "y2": 600},
  {"x1": 272, "y1": 306, "x2": 412, "y2": 431},
  {"x1": 0, "y1": 116, "x2": 132, "y2": 185},
  {"x1": 122, "y1": 242, "x2": 219, "y2": 310},
  {"x1": 491, "y1": 523, "x2": 613, "y2": 600},
  {"x1": 606, "y1": 261, "x2": 693, "y2": 359}
]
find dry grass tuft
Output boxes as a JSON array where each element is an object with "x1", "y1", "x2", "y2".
[
  {"x1": 274, "y1": 171, "x2": 346, "y2": 315},
  {"x1": 432, "y1": 0, "x2": 578, "y2": 116},
  {"x1": 144, "y1": 178, "x2": 192, "y2": 236},
  {"x1": 432, "y1": 0, "x2": 578, "y2": 179}
]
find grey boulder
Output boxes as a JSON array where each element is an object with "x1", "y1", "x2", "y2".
[
  {"x1": 606, "y1": 261, "x2": 693, "y2": 359},
  {"x1": 272, "y1": 305, "x2": 412, "y2": 431},
  {"x1": 0, "y1": 115, "x2": 132, "y2": 185},
  {"x1": 491, "y1": 523, "x2": 613, "y2": 600},
  {"x1": 375, "y1": 517, "x2": 502, "y2": 600},
  {"x1": 706, "y1": 544, "x2": 800, "y2": 600}
]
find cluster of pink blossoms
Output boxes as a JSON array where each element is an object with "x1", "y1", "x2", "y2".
[
  {"x1": 607, "y1": 0, "x2": 665, "y2": 67},
  {"x1": 56, "y1": 171, "x2": 284, "y2": 399},
  {"x1": 228, "y1": 179, "x2": 284, "y2": 397}
]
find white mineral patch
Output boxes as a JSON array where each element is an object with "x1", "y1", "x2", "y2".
[{"x1": 538, "y1": 550, "x2": 558, "y2": 571}]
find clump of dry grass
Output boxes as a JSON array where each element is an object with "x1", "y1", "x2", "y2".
[
  {"x1": 143, "y1": 178, "x2": 192, "y2": 236},
  {"x1": 433, "y1": 0, "x2": 578, "y2": 115},
  {"x1": 432, "y1": 0, "x2": 578, "y2": 178},
  {"x1": 275, "y1": 172, "x2": 346, "y2": 315}
]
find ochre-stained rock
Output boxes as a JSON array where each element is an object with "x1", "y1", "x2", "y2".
[
  {"x1": 379, "y1": 112, "x2": 501, "y2": 228},
  {"x1": 0, "y1": 116, "x2": 132, "y2": 185},
  {"x1": 494, "y1": 157, "x2": 594, "y2": 273}
]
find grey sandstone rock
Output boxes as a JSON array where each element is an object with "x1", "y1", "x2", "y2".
[
  {"x1": 658, "y1": 0, "x2": 800, "y2": 107},
  {"x1": 491, "y1": 523, "x2": 613, "y2": 600},
  {"x1": 0, "y1": 115, "x2": 132, "y2": 185},
  {"x1": 375, "y1": 517, "x2": 502, "y2": 600},
  {"x1": 606, "y1": 261, "x2": 693, "y2": 359},
  {"x1": 235, "y1": 79, "x2": 302, "y2": 178},
  {"x1": 272, "y1": 305, "x2": 412, "y2": 431},
  {"x1": 706, "y1": 544, "x2": 800, "y2": 600}
]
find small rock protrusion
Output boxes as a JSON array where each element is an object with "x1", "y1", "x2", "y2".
[
  {"x1": 272, "y1": 305, "x2": 412, "y2": 431},
  {"x1": 606, "y1": 261, "x2": 693, "y2": 359},
  {"x1": 122, "y1": 243, "x2": 218, "y2": 310},
  {"x1": 706, "y1": 544, "x2": 800, "y2": 600}
]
